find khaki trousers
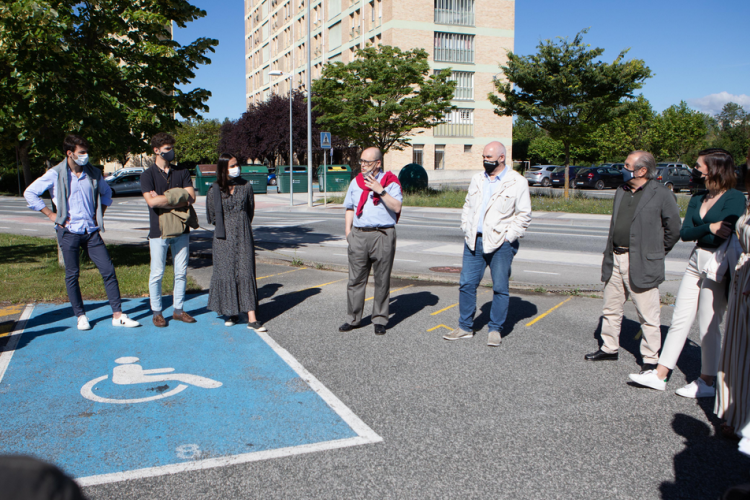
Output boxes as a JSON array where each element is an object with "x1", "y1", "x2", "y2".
[
  {"x1": 600, "y1": 252, "x2": 662, "y2": 363},
  {"x1": 346, "y1": 227, "x2": 396, "y2": 326}
]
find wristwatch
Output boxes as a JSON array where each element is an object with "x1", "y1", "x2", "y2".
[{"x1": 378, "y1": 189, "x2": 386, "y2": 197}]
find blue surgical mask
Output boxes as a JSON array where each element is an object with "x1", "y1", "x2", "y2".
[{"x1": 622, "y1": 168, "x2": 635, "y2": 182}]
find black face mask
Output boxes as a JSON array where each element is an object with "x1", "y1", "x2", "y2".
[
  {"x1": 484, "y1": 160, "x2": 499, "y2": 174},
  {"x1": 691, "y1": 167, "x2": 705, "y2": 183},
  {"x1": 160, "y1": 150, "x2": 175, "y2": 163}
]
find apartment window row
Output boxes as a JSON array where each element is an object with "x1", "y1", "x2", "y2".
[
  {"x1": 434, "y1": 0, "x2": 474, "y2": 26},
  {"x1": 434, "y1": 32, "x2": 474, "y2": 63},
  {"x1": 434, "y1": 108, "x2": 473, "y2": 137},
  {"x1": 437, "y1": 70, "x2": 473, "y2": 100}
]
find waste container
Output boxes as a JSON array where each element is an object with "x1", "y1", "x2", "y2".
[
  {"x1": 277, "y1": 165, "x2": 309, "y2": 194},
  {"x1": 398, "y1": 163, "x2": 429, "y2": 192},
  {"x1": 241, "y1": 165, "x2": 268, "y2": 194},
  {"x1": 316, "y1": 164, "x2": 352, "y2": 193},
  {"x1": 195, "y1": 164, "x2": 217, "y2": 196}
]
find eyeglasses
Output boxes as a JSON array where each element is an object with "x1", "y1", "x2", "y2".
[{"x1": 360, "y1": 159, "x2": 379, "y2": 166}]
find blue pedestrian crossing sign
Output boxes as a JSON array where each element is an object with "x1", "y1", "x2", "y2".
[
  {"x1": 320, "y1": 132, "x2": 331, "y2": 149},
  {"x1": 0, "y1": 295, "x2": 381, "y2": 486}
]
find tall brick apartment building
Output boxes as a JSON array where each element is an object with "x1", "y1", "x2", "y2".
[{"x1": 245, "y1": 0, "x2": 514, "y2": 177}]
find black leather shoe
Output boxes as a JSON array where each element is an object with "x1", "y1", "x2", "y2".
[
  {"x1": 374, "y1": 325, "x2": 386, "y2": 335},
  {"x1": 339, "y1": 323, "x2": 357, "y2": 332},
  {"x1": 584, "y1": 349, "x2": 619, "y2": 361},
  {"x1": 640, "y1": 363, "x2": 658, "y2": 373}
]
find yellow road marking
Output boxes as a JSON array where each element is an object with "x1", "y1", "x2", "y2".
[
  {"x1": 427, "y1": 324, "x2": 452, "y2": 332},
  {"x1": 0, "y1": 305, "x2": 25, "y2": 317},
  {"x1": 525, "y1": 297, "x2": 573, "y2": 327},
  {"x1": 431, "y1": 302, "x2": 458, "y2": 316},
  {"x1": 365, "y1": 284, "x2": 413, "y2": 302},
  {"x1": 257, "y1": 267, "x2": 307, "y2": 280},
  {"x1": 298, "y1": 279, "x2": 344, "y2": 292}
]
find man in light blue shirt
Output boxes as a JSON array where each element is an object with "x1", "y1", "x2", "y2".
[
  {"x1": 340, "y1": 147, "x2": 403, "y2": 335},
  {"x1": 24, "y1": 135, "x2": 140, "y2": 331}
]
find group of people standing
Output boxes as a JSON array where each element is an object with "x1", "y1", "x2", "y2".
[{"x1": 22, "y1": 132, "x2": 750, "y2": 455}]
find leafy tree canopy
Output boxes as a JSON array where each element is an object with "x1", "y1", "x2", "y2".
[
  {"x1": 653, "y1": 101, "x2": 707, "y2": 162},
  {"x1": 0, "y1": 0, "x2": 217, "y2": 185},
  {"x1": 311, "y1": 45, "x2": 456, "y2": 158},
  {"x1": 173, "y1": 119, "x2": 221, "y2": 169}
]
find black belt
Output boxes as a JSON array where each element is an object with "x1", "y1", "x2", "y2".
[
  {"x1": 356, "y1": 226, "x2": 394, "y2": 232},
  {"x1": 613, "y1": 246, "x2": 629, "y2": 255}
]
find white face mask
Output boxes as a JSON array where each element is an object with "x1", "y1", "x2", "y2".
[
  {"x1": 228, "y1": 166, "x2": 240, "y2": 178},
  {"x1": 73, "y1": 153, "x2": 88, "y2": 166}
]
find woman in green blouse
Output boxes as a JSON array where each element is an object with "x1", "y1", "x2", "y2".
[{"x1": 630, "y1": 148, "x2": 746, "y2": 396}]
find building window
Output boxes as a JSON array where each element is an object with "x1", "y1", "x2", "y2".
[
  {"x1": 434, "y1": 0, "x2": 474, "y2": 26},
  {"x1": 412, "y1": 145, "x2": 424, "y2": 166},
  {"x1": 263, "y1": 66, "x2": 270, "y2": 84},
  {"x1": 434, "y1": 32, "x2": 474, "y2": 63},
  {"x1": 434, "y1": 108, "x2": 473, "y2": 137},
  {"x1": 434, "y1": 145, "x2": 445, "y2": 170},
  {"x1": 449, "y1": 71, "x2": 473, "y2": 100},
  {"x1": 329, "y1": 21, "x2": 342, "y2": 49},
  {"x1": 464, "y1": 144, "x2": 472, "y2": 153}
]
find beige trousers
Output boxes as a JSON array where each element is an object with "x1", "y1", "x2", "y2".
[
  {"x1": 346, "y1": 227, "x2": 396, "y2": 326},
  {"x1": 600, "y1": 252, "x2": 662, "y2": 363}
]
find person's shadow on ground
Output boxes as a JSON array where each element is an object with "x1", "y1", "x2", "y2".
[
  {"x1": 473, "y1": 296, "x2": 538, "y2": 338},
  {"x1": 386, "y1": 291, "x2": 440, "y2": 328},
  {"x1": 660, "y1": 414, "x2": 750, "y2": 500},
  {"x1": 260, "y1": 288, "x2": 322, "y2": 323},
  {"x1": 592, "y1": 315, "x2": 671, "y2": 368}
]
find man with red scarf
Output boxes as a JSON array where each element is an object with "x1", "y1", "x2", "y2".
[{"x1": 340, "y1": 147, "x2": 403, "y2": 335}]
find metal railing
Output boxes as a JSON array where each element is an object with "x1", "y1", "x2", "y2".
[
  {"x1": 434, "y1": 32, "x2": 474, "y2": 63},
  {"x1": 433, "y1": 123, "x2": 473, "y2": 137},
  {"x1": 434, "y1": 0, "x2": 474, "y2": 26}
]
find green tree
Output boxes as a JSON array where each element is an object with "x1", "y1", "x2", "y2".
[
  {"x1": 590, "y1": 95, "x2": 656, "y2": 162},
  {"x1": 512, "y1": 117, "x2": 545, "y2": 162},
  {"x1": 311, "y1": 45, "x2": 455, "y2": 163},
  {"x1": 714, "y1": 102, "x2": 749, "y2": 164},
  {"x1": 490, "y1": 29, "x2": 651, "y2": 197},
  {"x1": 173, "y1": 119, "x2": 221, "y2": 169},
  {"x1": 652, "y1": 101, "x2": 707, "y2": 162},
  {"x1": 0, "y1": 0, "x2": 217, "y2": 186}
]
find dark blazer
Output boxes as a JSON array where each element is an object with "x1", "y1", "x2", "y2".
[{"x1": 601, "y1": 181, "x2": 682, "y2": 289}]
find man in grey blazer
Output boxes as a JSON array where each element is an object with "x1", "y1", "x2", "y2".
[{"x1": 585, "y1": 151, "x2": 681, "y2": 370}]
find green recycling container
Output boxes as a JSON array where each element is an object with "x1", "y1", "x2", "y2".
[
  {"x1": 241, "y1": 165, "x2": 268, "y2": 194},
  {"x1": 316, "y1": 164, "x2": 352, "y2": 192},
  {"x1": 277, "y1": 165, "x2": 309, "y2": 194},
  {"x1": 195, "y1": 164, "x2": 217, "y2": 196},
  {"x1": 398, "y1": 163, "x2": 429, "y2": 192}
]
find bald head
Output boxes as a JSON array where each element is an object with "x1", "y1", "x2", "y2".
[
  {"x1": 360, "y1": 147, "x2": 383, "y2": 174},
  {"x1": 483, "y1": 142, "x2": 507, "y2": 164}
]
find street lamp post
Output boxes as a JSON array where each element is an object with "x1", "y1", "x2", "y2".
[
  {"x1": 306, "y1": 0, "x2": 313, "y2": 207},
  {"x1": 270, "y1": 70, "x2": 294, "y2": 207}
]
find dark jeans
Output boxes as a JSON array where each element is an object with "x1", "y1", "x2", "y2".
[
  {"x1": 55, "y1": 226, "x2": 122, "y2": 317},
  {"x1": 458, "y1": 235, "x2": 519, "y2": 333}
]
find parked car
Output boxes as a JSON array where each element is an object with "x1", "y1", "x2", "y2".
[
  {"x1": 599, "y1": 163, "x2": 625, "y2": 171},
  {"x1": 106, "y1": 173, "x2": 142, "y2": 196},
  {"x1": 104, "y1": 166, "x2": 145, "y2": 182},
  {"x1": 524, "y1": 165, "x2": 559, "y2": 187},
  {"x1": 654, "y1": 164, "x2": 691, "y2": 192},
  {"x1": 574, "y1": 166, "x2": 623, "y2": 190},
  {"x1": 267, "y1": 167, "x2": 277, "y2": 186},
  {"x1": 550, "y1": 166, "x2": 585, "y2": 188}
]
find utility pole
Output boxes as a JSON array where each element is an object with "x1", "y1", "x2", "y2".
[{"x1": 306, "y1": 0, "x2": 313, "y2": 206}]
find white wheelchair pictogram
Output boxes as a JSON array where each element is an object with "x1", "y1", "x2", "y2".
[{"x1": 80, "y1": 357, "x2": 222, "y2": 404}]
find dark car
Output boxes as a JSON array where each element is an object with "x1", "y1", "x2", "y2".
[
  {"x1": 106, "y1": 173, "x2": 142, "y2": 196},
  {"x1": 550, "y1": 166, "x2": 585, "y2": 188},
  {"x1": 654, "y1": 164, "x2": 691, "y2": 192},
  {"x1": 574, "y1": 167, "x2": 623, "y2": 190},
  {"x1": 267, "y1": 167, "x2": 277, "y2": 186}
]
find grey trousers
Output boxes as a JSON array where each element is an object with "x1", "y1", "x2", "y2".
[{"x1": 346, "y1": 226, "x2": 397, "y2": 326}]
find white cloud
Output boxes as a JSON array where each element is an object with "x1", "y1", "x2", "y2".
[{"x1": 687, "y1": 92, "x2": 750, "y2": 116}]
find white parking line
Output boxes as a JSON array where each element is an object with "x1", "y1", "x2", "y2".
[{"x1": 523, "y1": 270, "x2": 560, "y2": 275}]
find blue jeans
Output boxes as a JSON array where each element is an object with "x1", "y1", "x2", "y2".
[
  {"x1": 458, "y1": 236, "x2": 519, "y2": 333},
  {"x1": 149, "y1": 233, "x2": 189, "y2": 313}
]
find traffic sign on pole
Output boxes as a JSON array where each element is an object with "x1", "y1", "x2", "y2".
[{"x1": 320, "y1": 132, "x2": 331, "y2": 149}]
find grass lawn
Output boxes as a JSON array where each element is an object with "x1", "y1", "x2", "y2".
[
  {"x1": 329, "y1": 188, "x2": 690, "y2": 217},
  {"x1": 0, "y1": 233, "x2": 200, "y2": 304}
]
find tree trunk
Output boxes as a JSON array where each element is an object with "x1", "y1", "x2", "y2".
[
  {"x1": 18, "y1": 140, "x2": 33, "y2": 188},
  {"x1": 563, "y1": 142, "x2": 571, "y2": 200}
]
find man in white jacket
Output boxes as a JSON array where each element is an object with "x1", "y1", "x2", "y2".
[{"x1": 444, "y1": 142, "x2": 532, "y2": 347}]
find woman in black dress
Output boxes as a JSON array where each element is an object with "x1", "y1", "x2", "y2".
[{"x1": 206, "y1": 154, "x2": 265, "y2": 331}]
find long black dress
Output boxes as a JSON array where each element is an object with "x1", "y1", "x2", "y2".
[{"x1": 206, "y1": 181, "x2": 258, "y2": 316}]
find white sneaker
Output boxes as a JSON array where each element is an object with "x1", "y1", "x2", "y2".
[
  {"x1": 112, "y1": 313, "x2": 140, "y2": 328},
  {"x1": 628, "y1": 370, "x2": 666, "y2": 391},
  {"x1": 225, "y1": 316, "x2": 238, "y2": 327},
  {"x1": 77, "y1": 315, "x2": 91, "y2": 331},
  {"x1": 675, "y1": 378, "x2": 716, "y2": 399}
]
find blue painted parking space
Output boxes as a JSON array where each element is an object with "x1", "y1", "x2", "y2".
[{"x1": 0, "y1": 294, "x2": 380, "y2": 485}]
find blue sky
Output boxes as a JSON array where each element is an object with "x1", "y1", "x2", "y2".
[{"x1": 174, "y1": 0, "x2": 750, "y2": 122}]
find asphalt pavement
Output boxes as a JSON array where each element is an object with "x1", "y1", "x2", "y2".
[{"x1": 0, "y1": 262, "x2": 743, "y2": 499}]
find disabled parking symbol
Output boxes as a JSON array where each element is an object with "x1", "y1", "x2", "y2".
[{"x1": 80, "y1": 356, "x2": 222, "y2": 404}]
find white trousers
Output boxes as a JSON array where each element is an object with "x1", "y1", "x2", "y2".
[{"x1": 658, "y1": 246, "x2": 727, "y2": 376}]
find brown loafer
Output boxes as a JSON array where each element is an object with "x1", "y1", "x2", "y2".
[
  {"x1": 153, "y1": 314, "x2": 167, "y2": 328},
  {"x1": 172, "y1": 311, "x2": 196, "y2": 323}
]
